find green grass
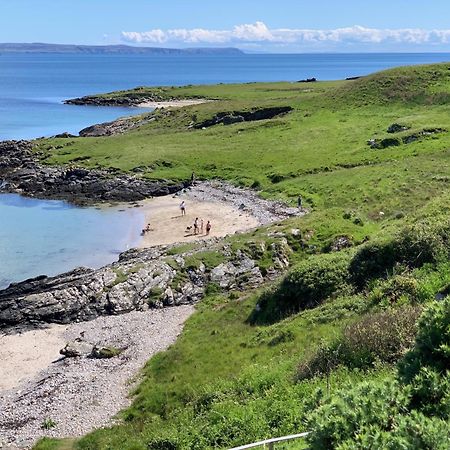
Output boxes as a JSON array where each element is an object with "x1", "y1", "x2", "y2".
[{"x1": 33, "y1": 62, "x2": 450, "y2": 449}]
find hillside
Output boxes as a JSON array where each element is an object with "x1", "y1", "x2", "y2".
[
  {"x1": 0, "y1": 43, "x2": 244, "y2": 55},
  {"x1": 34, "y1": 63, "x2": 450, "y2": 449}
]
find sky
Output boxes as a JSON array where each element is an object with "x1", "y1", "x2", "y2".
[{"x1": 1, "y1": 0, "x2": 450, "y2": 52}]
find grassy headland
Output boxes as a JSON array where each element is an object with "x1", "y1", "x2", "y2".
[{"x1": 35, "y1": 63, "x2": 450, "y2": 449}]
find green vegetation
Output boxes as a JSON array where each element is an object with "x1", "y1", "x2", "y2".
[{"x1": 35, "y1": 63, "x2": 450, "y2": 449}]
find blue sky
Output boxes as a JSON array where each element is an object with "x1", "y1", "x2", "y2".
[{"x1": 1, "y1": 0, "x2": 450, "y2": 52}]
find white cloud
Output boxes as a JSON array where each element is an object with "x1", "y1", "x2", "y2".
[{"x1": 121, "y1": 22, "x2": 450, "y2": 48}]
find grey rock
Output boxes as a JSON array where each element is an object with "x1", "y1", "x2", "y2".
[
  {"x1": 0, "y1": 140, "x2": 190, "y2": 203},
  {"x1": 60, "y1": 339, "x2": 93, "y2": 357}
]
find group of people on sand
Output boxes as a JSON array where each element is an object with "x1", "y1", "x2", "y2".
[{"x1": 180, "y1": 201, "x2": 211, "y2": 236}]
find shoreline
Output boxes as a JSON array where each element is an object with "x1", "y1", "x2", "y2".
[
  {"x1": 137, "y1": 190, "x2": 260, "y2": 249},
  {"x1": 0, "y1": 306, "x2": 194, "y2": 448}
]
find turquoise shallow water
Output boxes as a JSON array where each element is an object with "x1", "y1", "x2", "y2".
[{"x1": 0, "y1": 194, "x2": 145, "y2": 289}]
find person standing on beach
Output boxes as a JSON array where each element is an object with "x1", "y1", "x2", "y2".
[
  {"x1": 206, "y1": 220, "x2": 211, "y2": 235},
  {"x1": 180, "y1": 201, "x2": 186, "y2": 216},
  {"x1": 191, "y1": 172, "x2": 196, "y2": 186},
  {"x1": 200, "y1": 218, "x2": 204, "y2": 234},
  {"x1": 194, "y1": 217, "x2": 199, "y2": 234}
]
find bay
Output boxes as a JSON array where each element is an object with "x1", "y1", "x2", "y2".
[
  {"x1": 1, "y1": 52, "x2": 450, "y2": 286},
  {"x1": 1, "y1": 52, "x2": 450, "y2": 140},
  {"x1": 0, "y1": 194, "x2": 144, "y2": 289}
]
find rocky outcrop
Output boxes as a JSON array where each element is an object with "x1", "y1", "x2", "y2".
[
  {"x1": 387, "y1": 123, "x2": 409, "y2": 133},
  {"x1": 368, "y1": 128, "x2": 446, "y2": 150},
  {"x1": 0, "y1": 237, "x2": 292, "y2": 329},
  {"x1": 65, "y1": 93, "x2": 179, "y2": 107},
  {"x1": 78, "y1": 115, "x2": 156, "y2": 137},
  {"x1": 0, "y1": 140, "x2": 188, "y2": 203},
  {"x1": 193, "y1": 106, "x2": 292, "y2": 129}
]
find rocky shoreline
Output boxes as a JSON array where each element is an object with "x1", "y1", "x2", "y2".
[
  {"x1": 64, "y1": 93, "x2": 205, "y2": 108},
  {"x1": 0, "y1": 140, "x2": 189, "y2": 203},
  {"x1": 65, "y1": 93, "x2": 164, "y2": 107},
  {"x1": 0, "y1": 227, "x2": 296, "y2": 330}
]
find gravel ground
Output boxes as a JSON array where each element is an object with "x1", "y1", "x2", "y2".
[
  {"x1": 184, "y1": 180, "x2": 304, "y2": 225},
  {"x1": 0, "y1": 306, "x2": 194, "y2": 449}
]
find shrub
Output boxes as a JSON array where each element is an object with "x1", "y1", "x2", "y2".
[
  {"x1": 341, "y1": 306, "x2": 421, "y2": 366},
  {"x1": 349, "y1": 238, "x2": 396, "y2": 287},
  {"x1": 297, "y1": 306, "x2": 421, "y2": 379},
  {"x1": 251, "y1": 252, "x2": 353, "y2": 324},
  {"x1": 399, "y1": 297, "x2": 450, "y2": 382},
  {"x1": 398, "y1": 297, "x2": 450, "y2": 417},
  {"x1": 306, "y1": 379, "x2": 411, "y2": 450},
  {"x1": 369, "y1": 273, "x2": 421, "y2": 306},
  {"x1": 336, "y1": 411, "x2": 450, "y2": 450},
  {"x1": 350, "y1": 219, "x2": 450, "y2": 287},
  {"x1": 278, "y1": 252, "x2": 353, "y2": 310}
]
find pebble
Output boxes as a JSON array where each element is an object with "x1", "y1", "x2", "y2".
[{"x1": 0, "y1": 306, "x2": 194, "y2": 448}]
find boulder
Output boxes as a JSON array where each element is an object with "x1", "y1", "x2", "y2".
[
  {"x1": 60, "y1": 339, "x2": 93, "y2": 357},
  {"x1": 387, "y1": 123, "x2": 409, "y2": 133},
  {"x1": 91, "y1": 345, "x2": 122, "y2": 359}
]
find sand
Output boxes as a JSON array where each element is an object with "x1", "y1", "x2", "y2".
[
  {"x1": 0, "y1": 307, "x2": 194, "y2": 448},
  {"x1": 0, "y1": 325, "x2": 67, "y2": 392},
  {"x1": 138, "y1": 194, "x2": 259, "y2": 248},
  {"x1": 138, "y1": 99, "x2": 210, "y2": 109}
]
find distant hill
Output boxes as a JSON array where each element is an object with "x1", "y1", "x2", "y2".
[{"x1": 0, "y1": 43, "x2": 244, "y2": 55}]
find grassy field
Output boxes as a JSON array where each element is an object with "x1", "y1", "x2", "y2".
[{"x1": 34, "y1": 63, "x2": 450, "y2": 449}]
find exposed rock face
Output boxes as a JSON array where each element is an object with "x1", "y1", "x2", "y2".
[
  {"x1": 0, "y1": 237, "x2": 292, "y2": 329},
  {"x1": 0, "y1": 140, "x2": 188, "y2": 203},
  {"x1": 194, "y1": 106, "x2": 292, "y2": 129},
  {"x1": 79, "y1": 115, "x2": 156, "y2": 137}
]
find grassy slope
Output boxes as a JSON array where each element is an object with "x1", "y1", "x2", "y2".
[{"x1": 34, "y1": 63, "x2": 450, "y2": 449}]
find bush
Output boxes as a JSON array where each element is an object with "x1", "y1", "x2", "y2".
[
  {"x1": 399, "y1": 297, "x2": 450, "y2": 382},
  {"x1": 350, "y1": 219, "x2": 450, "y2": 287},
  {"x1": 278, "y1": 252, "x2": 353, "y2": 310},
  {"x1": 251, "y1": 252, "x2": 353, "y2": 324},
  {"x1": 306, "y1": 379, "x2": 410, "y2": 450},
  {"x1": 369, "y1": 273, "x2": 421, "y2": 305},
  {"x1": 398, "y1": 297, "x2": 450, "y2": 417},
  {"x1": 297, "y1": 306, "x2": 421, "y2": 379},
  {"x1": 337, "y1": 411, "x2": 450, "y2": 450},
  {"x1": 306, "y1": 379, "x2": 450, "y2": 450}
]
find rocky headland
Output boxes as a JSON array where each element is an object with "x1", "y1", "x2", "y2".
[{"x1": 0, "y1": 140, "x2": 189, "y2": 203}]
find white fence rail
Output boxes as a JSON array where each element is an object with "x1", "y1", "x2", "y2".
[{"x1": 228, "y1": 432, "x2": 310, "y2": 450}]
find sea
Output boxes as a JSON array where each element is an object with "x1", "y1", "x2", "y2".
[{"x1": 1, "y1": 52, "x2": 450, "y2": 287}]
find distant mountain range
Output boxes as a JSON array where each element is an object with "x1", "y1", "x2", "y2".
[{"x1": 0, "y1": 43, "x2": 244, "y2": 55}]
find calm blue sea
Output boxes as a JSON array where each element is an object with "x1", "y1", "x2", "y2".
[
  {"x1": 2, "y1": 52, "x2": 450, "y2": 140},
  {"x1": 1, "y1": 52, "x2": 450, "y2": 287}
]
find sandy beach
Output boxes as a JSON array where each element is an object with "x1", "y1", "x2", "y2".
[
  {"x1": 138, "y1": 193, "x2": 259, "y2": 248},
  {"x1": 0, "y1": 325, "x2": 67, "y2": 392}
]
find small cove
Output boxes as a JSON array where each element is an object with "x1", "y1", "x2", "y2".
[{"x1": 0, "y1": 193, "x2": 145, "y2": 289}]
